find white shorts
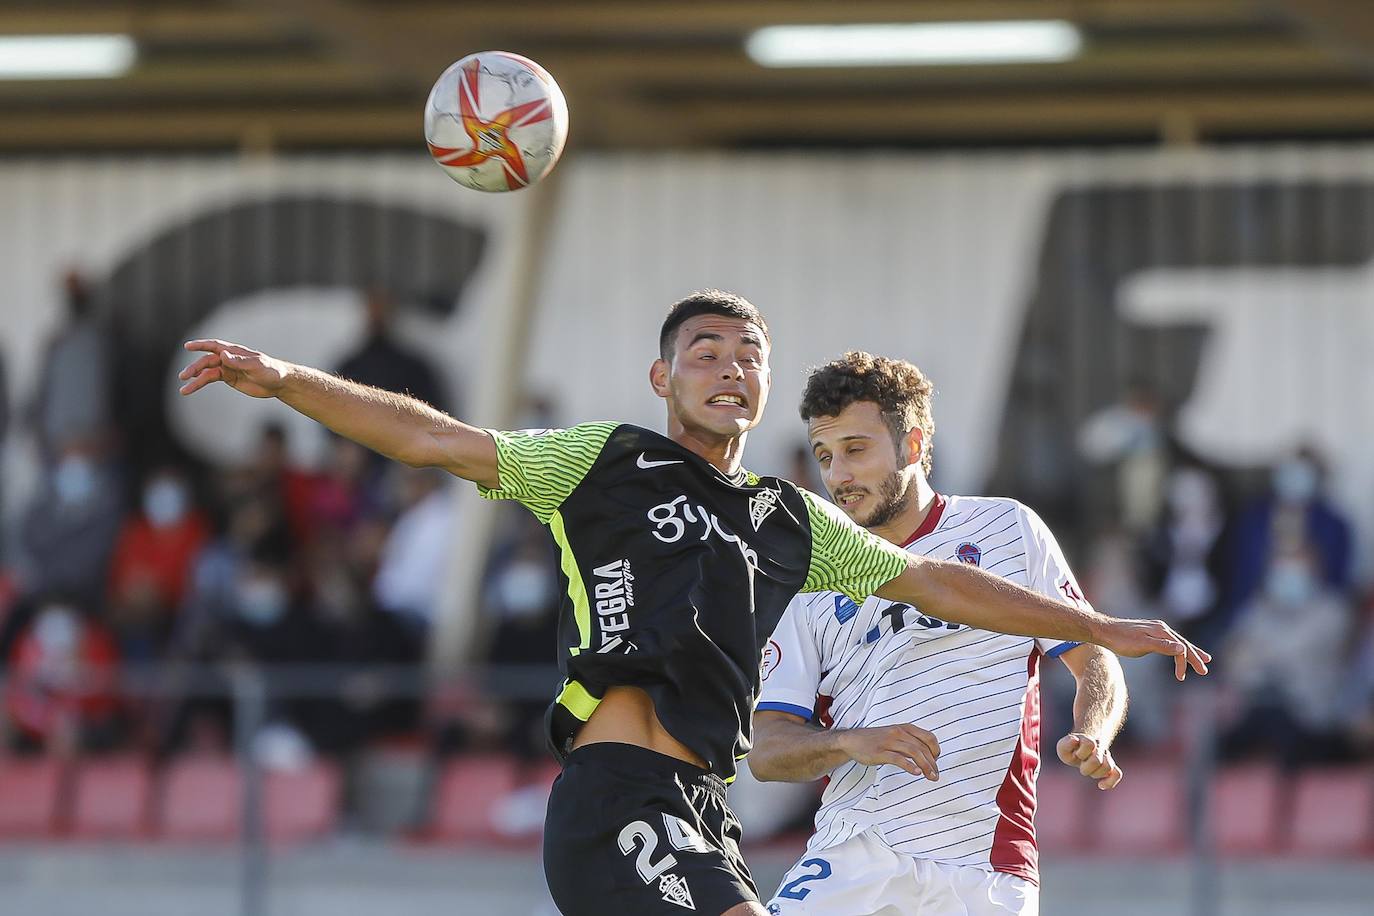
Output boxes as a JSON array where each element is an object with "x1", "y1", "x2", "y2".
[{"x1": 766, "y1": 832, "x2": 1038, "y2": 916}]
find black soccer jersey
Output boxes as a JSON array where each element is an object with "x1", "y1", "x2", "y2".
[{"x1": 479, "y1": 422, "x2": 910, "y2": 780}]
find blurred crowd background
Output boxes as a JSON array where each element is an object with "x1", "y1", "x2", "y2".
[{"x1": 5, "y1": 3, "x2": 1374, "y2": 915}]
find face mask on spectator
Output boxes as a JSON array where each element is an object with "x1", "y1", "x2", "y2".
[
  {"x1": 144, "y1": 479, "x2": 189, "y2": 528},
  {"x1": 54, "y1": 456, "x2": 97, "y2": 506},
  {"x1": 34, "y1": 605, "x2": 80, "y2": 657},
  {"x1": 1265, "y1": 559, "x2": 1317, "y2": 606},
  {"x1": 237, "y1": 577, "x2": 288, "y2": 626},
  {"x1": 495, "y1": 560, "x2": 555, "y2": 618},
  {"x1": 1272, "y1": 459, "x2": 1318, "y2": 503}
]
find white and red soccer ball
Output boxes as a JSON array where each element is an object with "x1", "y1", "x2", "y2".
[{"x1": 424, "y1": 51, "x2": 569, "y2": 193}]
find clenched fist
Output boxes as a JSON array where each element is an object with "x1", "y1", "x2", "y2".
[{"x1": 1056, "y1": 733, "x2": 1122, "y2": 790}]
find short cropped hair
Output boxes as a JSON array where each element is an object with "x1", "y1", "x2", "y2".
[
  {"x1": 659, "y1": 290, "x2": 770, "y2": 361},
  {"x1": 799, "y1": 351, "x2": 936, "y2": 476}
]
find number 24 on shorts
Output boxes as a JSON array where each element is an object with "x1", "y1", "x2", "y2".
[{"x1": 618, "y1": 814, "x2": 713, "y2": 883}]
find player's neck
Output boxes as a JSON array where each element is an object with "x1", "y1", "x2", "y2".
[
  {"x1": 666, "y1": 423, "x2": 748, "y2": 476},
  {"x1": 871, "y1": 475, "x2": 939, "y2": 545}
]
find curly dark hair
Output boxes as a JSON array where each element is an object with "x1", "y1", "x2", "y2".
[
  {"x1": 659, "y1": 289, "x2": 770, "y2": 361},
  {"x1": 799, "y1": 351, "x2": 936, "y2": 476}
]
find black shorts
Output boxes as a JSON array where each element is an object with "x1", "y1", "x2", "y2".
[{"x1": 543, "y1": 742, "x2": 759, "y2": 915}]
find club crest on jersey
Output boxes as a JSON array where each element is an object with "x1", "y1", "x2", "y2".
[
  {"x1": 833, "y1": 595, "x2": 860, "y2": 623},
  {"x1": 955, "y1": 542, "x2": 982, "y2": 566},
  {"x1": 748, "y1": 486, "x2": 782, "y2": 531},
  {"x1": 659, "y1": 873, "x2": 695, "y2": 909},
  {"x1": 760, "y1": 639, "x2": 782, "y2": 681}
]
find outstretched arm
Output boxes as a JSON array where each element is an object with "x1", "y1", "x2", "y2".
[
  {"x1": 1055, "y1": 644, "x2": 1128, "y2": 790},
  {"x1": 874, "y1": 556, "x2": 1211, "y2": 679},
  {"x1": 179, "y1": 339, "x2": 499, "y2": 487}
]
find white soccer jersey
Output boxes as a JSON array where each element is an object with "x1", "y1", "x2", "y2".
[{"x1": 757, "y1": 494, "x2": 1088, "y2": 885}]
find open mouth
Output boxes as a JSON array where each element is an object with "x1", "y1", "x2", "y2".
[
  {"x1": 707, "y1": 393, "x2": 748, "y2": 410},
  {"x1": 836, "y1": 491, "x2": 866, "y2": 508}
]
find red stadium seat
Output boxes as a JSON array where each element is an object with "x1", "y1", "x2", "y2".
[
  {"x1": 429, "y1": 754, "x2": 519, "y2": 843},
  {"x1": 264, "y1": 762, "x2": 342, "y2": 845},
  {"x1": 1208, "y1": 764, "x2": 1281, "y2": 856},
  {"x1": 0, "y1": 756, "x2": 65, "y2": 839},
  {"x1": 70, "y1": 755, "x2": 152, "y2": 840},
  {"x1": 1095, "y1": 759, "x2": 1185, "y2": 855},
  {"x1": 158, "y1": 756, "x2": 242, "y2": 841},
  {"x1": 1288, "y1": 767, "x2": 1374, "y2": 857},
  {"x1": 1034, "y1": 766, "x2": 1091, "y2": 853}
]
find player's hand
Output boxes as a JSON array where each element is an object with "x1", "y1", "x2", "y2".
[
  {"x1": 836, "y1": 723, "x2": 941, "y2": 780},
  {"x1": 1095, "y1": 617, "x2": 1210, "y2": 681},
  {"x1": 179, "y1": 339, "x2": 289, "y2": 399},
  {"x1": 1056, "y1": 733, "x2": 1122, "y2": 790}
]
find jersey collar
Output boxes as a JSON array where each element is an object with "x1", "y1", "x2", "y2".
[{"x1": 900, "y1": 493, "x2": 947, "y2": 548}]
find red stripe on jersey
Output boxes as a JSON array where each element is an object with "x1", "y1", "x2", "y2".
[
  {"x1": 990, "y1": 647, "x2": 1042, "y2": 885},
  {"x1": 900, "y1": 493, "x2": 947, "y2": 547},
  {"x1": 815, "y1": 694, "x2": 835, "y2": 730}
]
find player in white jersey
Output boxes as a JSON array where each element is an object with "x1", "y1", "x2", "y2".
[{"x1": 753, "y1": 352, "x2": 1138, "y2": 916}]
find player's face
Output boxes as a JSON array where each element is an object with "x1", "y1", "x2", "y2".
[
  {"x1": 809, "y1": 401, "x2": 915, "y2": 529},
  {"x1": 654, "y1": 315, "x2": 771, "y2": 439}
]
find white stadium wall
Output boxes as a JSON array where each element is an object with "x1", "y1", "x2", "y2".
[
  {"x1": 524, "y1": 147, "x2": 1374, "y2": 575},
  {"x1": 1, "y1": 145, "x2": 1372, "y2": 592}
]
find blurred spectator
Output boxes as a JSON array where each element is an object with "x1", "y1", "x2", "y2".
[
  {"x1": 310, "y1": 436, "x2": 386, "y2": 534},
  {"x1": 373, "y1": 467, "x2": 457, "y2": 639},
  {"x1": 252, "y1": 422, "x2": 323, "y2": 546},
  {"x1": 1078, "y1": 379, "x2": 1168, "y2": 535},
  {"x1": 175, "y1": 470, "x2": 293, "y2": 659},
  {"x1": 1218, "y1": 547, "x2": 1354, "y2": 769},
  {"x1": 3, "y1": 598, "x2": 123, "y2": 756},
  {"x1": 106, "y1": 466, "x2": 209, "y2": 662},
  {"x1": 27, "y1": 270, "x2": 114, "y2": 459},
  {"x1": 15, "y1": 440, "x2": 123, "y2": 609},
  {"x1": 307, "y1": 534, "x2": 423, "y2": 751},
  {"x1": 1139, "y1": 465, "x2": 1230, "y2": 641},
  {"x1": 207, "y1": 547, "x2": 339, "y2": 757},
  {"x1": 481, "y1": 510, "x2": 561, "y2": 761},
  {"x1": 157, "y1": 489, "x2": 292, "y2": 757},
  {"x1": 1342, "y1": 597, "x2": 1374, "y2": 759},
  {"x1": 1221, "y1": 444, "x2": 1353, "y2": 632},
  {"x1": 336, "y1": 288, "x2": 447, "y2": 410}
]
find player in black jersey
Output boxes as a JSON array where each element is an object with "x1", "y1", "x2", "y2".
[{"x1": 179, "y1": 290, "x2": 1208, "y2": 916}]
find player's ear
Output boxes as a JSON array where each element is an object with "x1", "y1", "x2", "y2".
[
  {"x1": 905, "y1": 427, "x2": 924, "y2": 469},
  {"x1": 649, "y1": 357, "x2": 671, "y2": 399}
]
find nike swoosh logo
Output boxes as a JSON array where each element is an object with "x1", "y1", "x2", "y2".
[{"x1": 637, "y1": 453, "x2": 684, "y2": 469}]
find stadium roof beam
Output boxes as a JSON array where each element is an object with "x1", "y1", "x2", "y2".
[
  {"x1": 0, "y1": 36, "x2": 1352, "y2": 104},
  {"x1": 10, "y1": 87, "x2": 1374, "y2": 150},
  {"x1": 0, "y1": 1, "x2": 1270, "y2": 42},
  {"x1": 1282, "y1": 0, "x2": 1374, "y2": 79}
]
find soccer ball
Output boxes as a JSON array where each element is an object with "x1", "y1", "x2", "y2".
[{"x1": 423, "y1": 51, "x2": 569, "y2": 193}]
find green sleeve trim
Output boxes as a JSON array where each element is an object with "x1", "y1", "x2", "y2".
[
  {"x1": 549, "y1": 508, "x2": 592, "y2": 655},
  {"x1": 476, "y1": 422, "x2": 617, "y2": 523},
  {"x1": 800, "y1": 489, "x2": 911, "y2": 602},
  {"x1": 556, "y1": 679, "x2": 600, "y2": 722}
]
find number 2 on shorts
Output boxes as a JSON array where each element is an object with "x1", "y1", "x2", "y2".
[{"x1": 777, "y1": 858, "x2": 832, "y2": 900}]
